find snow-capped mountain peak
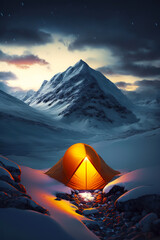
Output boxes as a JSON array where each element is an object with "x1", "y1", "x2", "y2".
[{"x1": 26, "y1": 60, "x2": 137, "y2": 127}]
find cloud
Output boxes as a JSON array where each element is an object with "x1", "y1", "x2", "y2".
[
  {"x1": 115, "y1": 81, "x2": 132, "y2": 89},
  {"x1": 0, "y1": 50, "x2": 49, "y2": 69},
  {"x1": 1, "y1": 0, "x2": 160, "y2": 78},
  {"x1": 0, "y1": 28, "x2": 53, "y2": 46},
  {"x1": 135, "y1": 79, "x2": 160, "y2": 90},
  {"x1": 97, "y1": 62, "x2": 160, "y2": 78},
  {"x1": 0, "y1": 71, "x2": 17, "y2": 80},
  {"x1": 124, "y1": 79, "x2": 160, "y2": 103}
]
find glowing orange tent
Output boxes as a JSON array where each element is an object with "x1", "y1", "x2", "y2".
[{"x1": 46, "y1": 143, "x2": 120, "y2": 190}]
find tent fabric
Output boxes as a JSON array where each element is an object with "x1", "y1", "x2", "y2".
[{"x1": 46, "y1": 143, "x2": 120, "y2": 190}]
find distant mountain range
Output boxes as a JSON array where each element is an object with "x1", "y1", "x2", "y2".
[{"x1": 26, "y1": 60, "x2": 137, "y2": 127}]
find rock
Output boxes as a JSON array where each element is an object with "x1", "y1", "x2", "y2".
[
  {"x1": 138, "y1": 213, "x2": 158, "y2": 232},
  {"x1": 0, "y1": 180, "x2": 25, "y2": 197},
  {"x1": 104, "y1": 185, "x2": 126, "y2": 197},
  {"x1": 151, "y1": 218, "x2": 160, "y2": 235},
  {"x1": 126, "y1": 231, "x2": 137, "y2": 239},
  {"x1": 94, "y1": 190, "x2": 100, "y2": 193},
  {"x1": 0, "y1": 156, "x2": 21, "y2": 182},
  {"x1": 74, "y1": 190, "x2": 79, "y2": 194},
  {"x1": 55, "y1": 197, "x2": 61, "y2": 201},
  {"x1": 131, "y1": 215, "x2": 141, "y2": 223},
  {"x1": 116, "y1": 194, "x2": 160, "y2": 213},
  {"x1": 5, "y1": 196, "x2": 49, "y2": 214},
  {"x1": 83, "y1": 208, "x2": 99, "y2": 215},
  {"x1": 56, "y1": 192, "x2": 71, "y2": 200},
  {"x1": 83, "y1": 220, "x2": 100, "y2": 231},
  {"x1": 132, "y1": 233, "x2": 146, "y2": 240}
]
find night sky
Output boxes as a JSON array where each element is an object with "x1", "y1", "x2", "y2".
[{"x1": 0, "y1": 0, "x2": 160, "y2": 96}]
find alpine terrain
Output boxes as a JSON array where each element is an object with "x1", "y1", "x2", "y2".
[{"x1": 26, "y1": 60, "x2": 137, "y2": 127}]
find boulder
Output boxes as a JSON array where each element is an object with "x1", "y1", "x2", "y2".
[
  {"x1": 0, "y1": 156, "x2": 21, "y2": 182},
  {"x1": 6, "y1": 196, "x2": 49, "y2": 214},
  {"x1": 83, "y1": 208, "x2": 99, "y2": 215},
  {"x1": 138, "y1": 213, "x2": 158, "y2": 232}
]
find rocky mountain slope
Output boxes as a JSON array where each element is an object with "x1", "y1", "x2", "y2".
[{"x1": 26, "y1": 60, "x2": 137, "y2": 127}]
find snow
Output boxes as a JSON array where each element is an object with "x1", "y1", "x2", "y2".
[
  {"x1": 0, "y1": 208, "x2": 75, "y2": 240},
  {"x1": 93, "y1": 127, "x2": 160, "y2": 171},
  {"x1": 0, "y1": 90, "x2": 92, "y2": 168},
  {"x1": 21, "y1": 166, "x2": 98, "y2": 240},
  {"x1": 26, "y1": 60, "x2": 137, "y2": 127},
  {"x1": 103, "y1": 165, "x2": 160, "y2": 202}
]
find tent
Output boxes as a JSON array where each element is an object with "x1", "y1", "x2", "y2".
[{"x1": 46, "y1": 143, "x2": 120, "y2": 190}]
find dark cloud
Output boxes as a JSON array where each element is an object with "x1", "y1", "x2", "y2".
[
  {"x1": 0, "y1": 50, "x2": 49, "y2": 68},
  {"x1": 0, "y1": 71, "x2": 17, "y2": 80},
  {"x1": 1, "y1": 0, "x2": 160, "y2": 78},
  {"x1": 97, "y1": 62, "x2": 160, "y2": 78},
  {"x1": 0, "y1": 28, "x2": 53, "y2": 46},
  {"x1": 135, "y1": 79, "x2": 160, "y2": 89},
  {"x1": 121, "y1": 79, "x2": 160, "y2": 104},
  {"x1": 115, "y1": 82, "x2": 132, "y2": 89}
]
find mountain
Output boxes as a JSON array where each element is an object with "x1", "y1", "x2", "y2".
[
  {"x1": 26, "y1": 60, "x2": 137, "y2": 126},
  {"x1": 11, "y1": 89, "x2": 35, "y2": 102},
  {"x1": 0, "y1": 90, "x2": 89, "y2": 167},
  {"x1": 0, "y1": 81, "x2": 35, "y2": 101}
]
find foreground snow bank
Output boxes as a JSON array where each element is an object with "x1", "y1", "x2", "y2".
[
  {"x1": 21, "y1": 166, "x2": 98, "y2": 240},
  {"x1": 103, "y1": 165, "x2": 160, "y2": 202},
  {"x1": 0, "y1": 208, "x2": 74, "y2": 240}
]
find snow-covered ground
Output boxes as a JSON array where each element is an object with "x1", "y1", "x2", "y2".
[
  {"x1": 20, "y1": 166, "x2": 98, "y2": 240},
  {"x1": 103, "y1": 165, "x2": 160, "y2": 202},
  {"x1": 92, "y1": 127, "x2": 160, "y2": 171}
]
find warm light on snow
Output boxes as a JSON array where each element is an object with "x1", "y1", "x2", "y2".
[{"x1": 79, "y1": 192, "x2": 95, "y2": 202}]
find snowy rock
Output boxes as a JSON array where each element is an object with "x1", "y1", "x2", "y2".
[
  {"x1": 5, "y1": 196, "x2": 49, "y2": 214},
  {"x1": 0, "y1": 166, "x2": 26, "y2": 192},
  {"x1": 138, "y1": 213, "x2": 158, "y2": 232},
  {"x1": 0, "y1": 180, "x2": 25, "y2": 197},
  {"x1": 83, "y1": 220, "x2": 100, "y2": 231},
  {"x1": 83, "y1": 208, "x2": 99, "y2": 215},
  {"x1": 0, "y1": 156, "x2": 21, "y2": 182},
  {"x1": 26, "y1": 60, "x2": 137, "y2": 127},
  {"x1": 116, "y1": 194, "x2": 160, "y2": 213}
]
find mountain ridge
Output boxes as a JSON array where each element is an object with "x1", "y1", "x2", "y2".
[{"x1": 26, "y1": 60, "x2": 137, "y2": 127}]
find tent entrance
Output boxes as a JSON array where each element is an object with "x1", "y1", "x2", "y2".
[{"x1": 68, "y1": 157, "x2": 104, "y2": 190}]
